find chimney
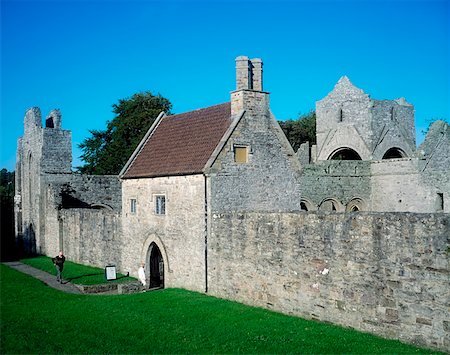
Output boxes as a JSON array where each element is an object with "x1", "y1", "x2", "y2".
[
  {"x1": 250, "y1": 58, "x2": 263, "y2": 91},
  {"x1": 235, "y1": 56, "x2": 251, "y2": 90},
  {"x1": 235, "y1": 56, "x2": 264, "y2": 91},
  {"x1": 231, "y1": 56, "x2": 269, "y2": 128}
]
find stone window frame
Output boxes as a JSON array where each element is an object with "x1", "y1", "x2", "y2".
[
  {"x1": 233, "y1": 144, "x2": 250, "y2": 164},
  {"x1": 130, "y1": 198, "x2": 137, "y2": 214},
  {"x1": 154, "y1": 194, "x2": 166, "y2": 216}
]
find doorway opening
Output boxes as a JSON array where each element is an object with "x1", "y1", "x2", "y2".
[{"x1": 147, "y1": 242, "x2": 164, "y2": 289}]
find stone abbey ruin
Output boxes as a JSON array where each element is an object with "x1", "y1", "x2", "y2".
[{"x1": 15, "y1": 56, "x2": 449, "y2": 351}]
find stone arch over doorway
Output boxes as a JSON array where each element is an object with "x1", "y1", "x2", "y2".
[{"x1": 140, "y1": 235, "x2": 170, "y2": 289}]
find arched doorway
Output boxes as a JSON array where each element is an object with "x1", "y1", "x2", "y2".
[{"x1": 147, "y1": 242, "x2": 164, "y2": 289}]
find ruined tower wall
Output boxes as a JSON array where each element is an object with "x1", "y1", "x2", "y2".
[
  {"x1": 370, "y1": 100, "x2": 416, "y2": 159},
  {"x1": 15, "y1": 108, "x2": 72, "y2": 255},
  {"x1": 208, "y1": 211, "x2": 450, "y2": 352}
]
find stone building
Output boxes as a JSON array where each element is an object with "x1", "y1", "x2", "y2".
[
  {"x1": 119, "y1": 56, "x2": 301, "y2": 291},
  {"x1": 14, "y1": 108, "x2": 122, "y2": 260},
  {"x1": 14, "y1": 56, "x2": 450, "y2": 351},
  {"x1": 297, "y1": 76, "x2": 450, "y2": 213}
]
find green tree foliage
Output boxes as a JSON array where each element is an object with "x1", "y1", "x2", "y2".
[
  {"x1": 78, "y1": 92, "x2": 172, "y2": 175},
  {"x1": 279, "y1": 111, "x2": 316, "y2": 152},
  {"x1": 1, "y1": 168, "x2": 16, "y2": 261}
]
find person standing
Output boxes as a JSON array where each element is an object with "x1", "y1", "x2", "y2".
[
  {"x1": 138, "y1": 262, "x2": 146, "y2": 287},
  {"x1": 52, "y1": 251, "x2": 65, "y2": 283}
]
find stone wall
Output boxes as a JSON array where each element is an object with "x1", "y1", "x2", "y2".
[
  {"x1": 208, "y1": 211, "x2": 450, "y2": 352},
  {"x1": 299, "y1": 160, "x2": 371, "y2": 211},
  {"x1": 60, "y1": 208, "x2": 122, "y2": 269},
  {"x1": 210, "y1": 109, "x2": 302, "y2": 213},
  {"x1": 58, "y1": 174, "x2": 122, "y2": 211}
]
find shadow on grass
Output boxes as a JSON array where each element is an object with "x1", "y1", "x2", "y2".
[
  {"x1": 66, "y1": 273, "x2": 103, "y2": 282},
  {"x1": 65, "y1": 272, "x2": 131, "y2": 283}
]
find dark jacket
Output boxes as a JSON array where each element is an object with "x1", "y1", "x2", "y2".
[{"x1": 53, "y1": 255, "x2": 65, "y2": 270}]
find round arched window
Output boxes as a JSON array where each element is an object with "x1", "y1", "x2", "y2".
[
  {"x1": 382, "y1": 148, "x2": 407, "y2": 159},
  {"x1": 329, "y1": 148, "x2": 362, "y2": 160}
]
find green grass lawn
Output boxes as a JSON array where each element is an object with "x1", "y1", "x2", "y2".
[
  {"x1": 20, "y1": 256, "x2": 135, "y2": 285},
  {"x1": 0, "y1": 264, "x2": 442, "y2": 354}
]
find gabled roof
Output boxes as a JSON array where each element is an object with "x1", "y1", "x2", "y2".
[{"x1": 121, "y1": 102, "x2": 232, "y2": 179}]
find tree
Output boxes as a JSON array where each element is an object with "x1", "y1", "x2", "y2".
[
  {"x1": 78, "y1": 92, "x2": 172, "y2": 175},
  {"x1": 279, "y1": 111, "x2": 316, "y2": 152},
  {"x1": 1, "y1": 168, "x2": 16, "y2": 261}
]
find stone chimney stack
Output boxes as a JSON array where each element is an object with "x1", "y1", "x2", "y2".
[
  {"x1": 235, "y1": 56, "x2": 263, "y2": 91},
  {"x1": 231, "y1": 56, "x2": 269, "y2": 124},
  {"x1": 236, "y1": 56, "x2": 251, "y2": 90},
  {"x1": 250, "y1": 58, "x2": 263, "y2": 91}
]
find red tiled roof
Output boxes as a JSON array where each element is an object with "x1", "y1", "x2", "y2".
[{"x1": 122, "y1": 102, "x2": 232, "y2": 178}]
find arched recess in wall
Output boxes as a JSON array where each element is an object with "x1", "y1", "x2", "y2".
[
  {"x1": 28, "y1": 152, "x2": 33, "y2": 211},
  {"x1": 300, "y1": 198, "x2": 316, "y2": 212},
  {"x1": 345, "y1": 197, "x2": 366, "y2": 212},
  {"x1": 328, "y1": 147, "x2": 362, "y2": 161},
  {"x1": 140, "y1": 234, "x2": 171, "y2": 274},
  {"x1": 382, "y1": 147, "x2": 407, "y2": 159},
  {"x1": 318, "y1": 198, "x2": 343, "y2": 212}
]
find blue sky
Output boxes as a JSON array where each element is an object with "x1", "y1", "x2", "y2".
[{"x1": 1, "y1": 0, "x2": 449, "y2": 171}]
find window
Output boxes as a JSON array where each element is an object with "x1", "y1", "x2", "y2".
[
  {"x1": 234, "y1": 145, "x2": 249, "y2": 163},
  {"x1": 155, "y1": 195, "x2": 166, "y2": 215},
  {"x1": 338, "y1": 108, "x2": 343, "y2": 122},
  {"x1": 130, "y1": 199, "x2": 137, "y2": 214},
  {"x1": 437, "y1": 193, "x2": 444, "y2": 212}
]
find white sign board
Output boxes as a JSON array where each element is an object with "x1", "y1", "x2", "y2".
[{"x1": 105, "y1": 265, "x2": 117, "y2": 281}]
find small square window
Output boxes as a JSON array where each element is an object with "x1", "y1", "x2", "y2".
[
  {"x1": 234, "y1": 146, "x2": 249, "y2": 163},
  {"x1": 155, "y1": 195, "x2": 166, "y2": 215},
  {"x1": 130, "y1": 199, "x2": 137, "y2": 214}
]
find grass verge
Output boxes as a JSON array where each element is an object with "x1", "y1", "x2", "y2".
[
  {"x1": 0, "y1": 264, "x2": 442, "y2": 354},
  {"x1": 20, "y1": 256, "x2": 135, "y2": 285}
]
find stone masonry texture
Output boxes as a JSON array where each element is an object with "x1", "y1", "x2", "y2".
[{"x1": 208, "y1": 212, "x2": 450, "y2": 352}]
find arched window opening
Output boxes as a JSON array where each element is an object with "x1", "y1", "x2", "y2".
[
  {"x1": 45, "y1": 117, "x2": 54, "y2": 128},
  {"x1": 382, "y1": 147, "x2": 407, "y2": 159},
  {"x1": 319, "y1": 198, "x2": 342, "y2": 212},
  {"x1": 346, "y1": 197, "x2": 366, "y2": 212},
  {"x1": 28, "y1": 152, "x2": 33, "y2": 210},
  {"x1": 329, "y1": 148, "x2": 362, "y2": 161},
  {"x1": 300, "y1": 198, "x2": 315, "y2": 212}
]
